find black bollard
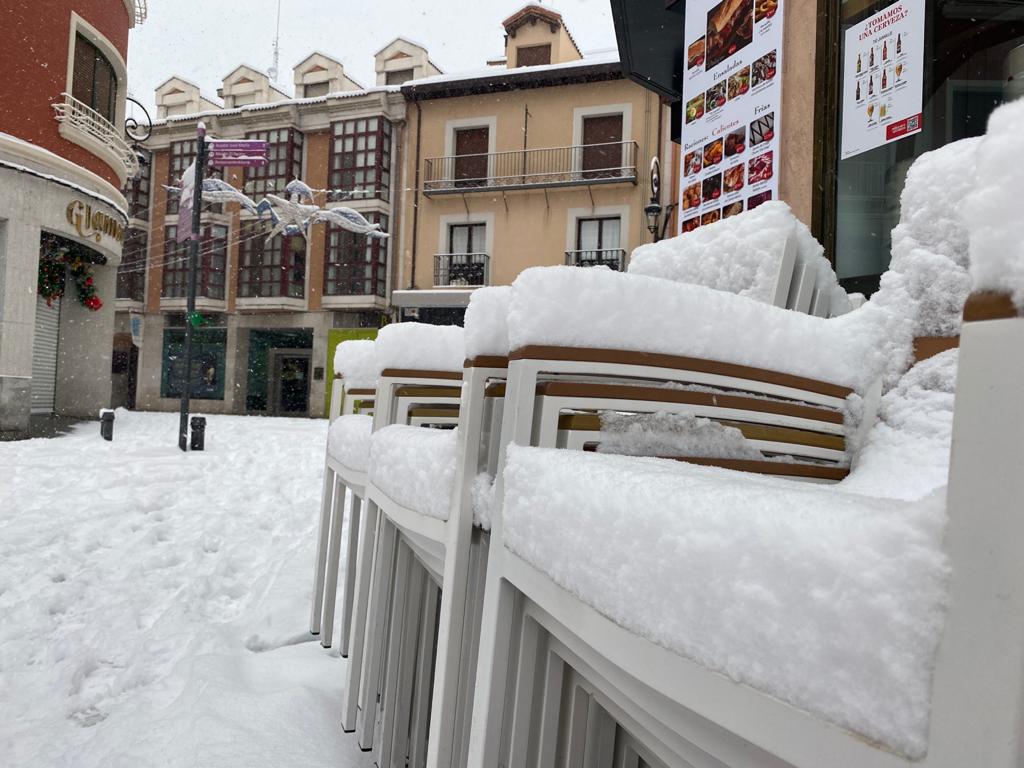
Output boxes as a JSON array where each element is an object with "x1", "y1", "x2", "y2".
[
  {"x1": 190, "y1": 416, "x2": 206, "y2": 451},
  {"x1": 100, "y1": 410, "x2": 115, "y2": 441}
]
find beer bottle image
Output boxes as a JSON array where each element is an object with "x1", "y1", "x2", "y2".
[
  {"x1": 869, "y1": 75, "x2": 874, "y2": 95},
  {"x1": 883, "y1": 40, "x2": 888, "y2": 60},
  {"x1": 857, "y1": 53, "x2": 862, "y2": 73},
  {"x1": 870, "y1": 46, "x2": 875, "y2": 67},
  {"x1": 882, "y1": 69, "x2": 887, "y2": 88},
  {"x1": 856, "y1": 80, "x2": 861, "y2": 100},
  {"x1": 897, "y1": 34, "x2": 902, "y2": 54}
]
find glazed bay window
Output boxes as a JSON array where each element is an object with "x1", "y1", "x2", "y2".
[
  {"x1": 162, "y1": 224, "x2": 228, "y2": 300},
  {"x1": 116, "y1": 227, "x2": 147, "y2": 302},
  {"x1": 238, "y1": 223, "x2": 306, "y2": 299},
  {"x1": 243, "y1": 128, "x2": 303, "y2": 199},
  {"x1": 72, "y1": 33, "x2": 117, "y2": 124},
  {"x1": 330, "y1": 117, "x2": 392, "y2": 200},
  {"x1": 324, "y1": 213, "x2": 388, "y2": 297}
]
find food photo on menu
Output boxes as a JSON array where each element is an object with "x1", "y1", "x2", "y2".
[
  {"x1": 683, "y1": 215, "x2": 701, "y2": 233},
  {"x1": 706, "y1": 80, "x2": 727, "y2": 110},
  {"x1": 702, "y1": 209, "x2": 723, "y2": 225},
  {"x1": 685, "y1": 93, "x2": 706, "y2": 124},
  {"x1": 751, "y1": 49, "x2": 777, "y2": 87},
  {"x1": 727, "y1": 66, "x2": 751, "y2": 99},
  {"x1": 748, "y1": 150, "x2": 774, "y2": 183},
  {"x1": 754, "y1": 0, "x2": 778, "y2": 21},
  {"x1": 703, "y1": 138, "x2": 724, "y2": 168},
  {"x1": 722, "y1": 201, "x2": 745, "y2": 218},
  {"x1": 723, "y1": 164, "x2": 745, "y2": 193},
  {"x1": 749, "y1": 112, "x2": 775, "y2": 147},
  {"x1": 747, "y1": 190, "x2": 772, "y2": 209},
  {"x1": 702, "y1": 172, "x2": 723, "y2": 203},
  {"x1": 724, "y1": 126, "x2": 747, "y2": 157},
  {"x1": 683, "y1": 181, "x2": 703, "y2": 210},
  {"x1": 705, "y1": 0, "x2": 754, "y2": 70},
  {"x1": 688, "y1": 36, "x2": 706, "y2": 69},
  {"x1": 684, "y1": 149, "x2": 703, "y2": 177}
]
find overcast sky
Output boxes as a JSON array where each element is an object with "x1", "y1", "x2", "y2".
[{"x1": 126, "y1": 0, "x2": 618, "y2": 116}]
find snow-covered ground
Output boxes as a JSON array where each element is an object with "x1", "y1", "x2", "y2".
[{"x1": 0, "y1": 410, "x2": 372, "y2": 767}]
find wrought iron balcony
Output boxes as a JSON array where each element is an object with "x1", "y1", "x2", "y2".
[
  {"x1": 434, "y1": 253, "x2": 490, "y2": 287},
  {"x1": 128, "y1": 0, "x2": 148, "y2": 25},
  {"x1": 53, "y1": 93, "x2": 139, "y2": 178},
  {"x1": 423, "y1": 141, "x2": 638, "y2": 195},
  {"x1": 565, "y1": 248, "x2": 629, "y2": 271}
]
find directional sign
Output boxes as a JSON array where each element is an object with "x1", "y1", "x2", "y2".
[
  {"x1": 207, "y1": 140, "x2": 268, "y2": 152},
  {"x1": 208, "y1": 155, "x2": 268, "y2": 168}
]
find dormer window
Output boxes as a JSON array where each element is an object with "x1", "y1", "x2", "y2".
[
  {"x1": 385, "y1": 68, "x2": 415, "y2": 85},
  {"x1": 516, "y1": 44, "x2": 551, "y2": 67},
  {"x1": 303, "y1": 81, "x2": 330, "y2": 98},
  {"x1": 72, "y1": 33, "x2": 117, "y2": 123}
]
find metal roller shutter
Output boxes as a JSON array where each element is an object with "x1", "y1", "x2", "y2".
[{"x1": 31, "y1": 294, "x2": 60, "y2": 414}]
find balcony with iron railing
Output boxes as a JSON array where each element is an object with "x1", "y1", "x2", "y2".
[
  {"x1": 127, "y1": 0, "x2": 148, "y2": 26},
  {"x1": 423, "y1": 141, "x2": 638, "y2": 195},
  {"x1": 53, "y1": 93, "x2": 139, "y2": 180},
  {"x1": 434, "y1": 253, "x2": 490, "y2": 287},
  {"x1": 565, "y1": 248, "x2": 629, "y2": 271}
]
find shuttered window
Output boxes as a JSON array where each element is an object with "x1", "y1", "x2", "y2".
[
  {"x1": 516, "y1": 44, "x2": 552, "y2": 67},
  {"x1": 453, "y1": 127, "x2": 489, "y2": 187},
  {"x1": 71, "y1": 34, "x2": 118, "y2": 123},
  {"x1": 581, "y1": 114, "x2": 624, "y2": 179}
]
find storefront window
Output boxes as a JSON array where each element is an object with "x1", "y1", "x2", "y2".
[
  {"x1": 833, "y1": 1, "x2": 1024, "y2": 294},
  {"x1": 160, "y1": 328, "x2": 227, "y2": 400}
]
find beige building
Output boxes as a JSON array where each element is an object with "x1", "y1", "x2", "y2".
[{"x1": 393, "y1": 4, "x2": 673, "y2": 322}]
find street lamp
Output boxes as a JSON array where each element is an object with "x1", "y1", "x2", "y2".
[{"x1": 645, "y1": 199, "x2": 663, "y2": 239}]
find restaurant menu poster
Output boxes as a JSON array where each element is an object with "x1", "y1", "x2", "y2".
[
  {"x1": 679, "y1": 0, "x2": 784, "y2": 235},
  {"x1": 840, "y1": 0, "x2": 925, "y2": 160}
]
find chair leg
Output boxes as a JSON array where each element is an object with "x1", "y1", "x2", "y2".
[
  {"x1": 466, "y1": 555, "x2": 519, "y2": 768},
  {"x1": 310, "y1": 460, "x2": 335, "y2": 636},
  {"x1": 379, "y1": 543, "x2": 421, "y2": 768},
  {"x1": 340, "y1": 494, "x2": 362, "y2": 658},
  {"x1": 341, "y1": 499, "x2": 380, "y2": 732},
  {"x1": 357, "y1": 514, "x2": 398, "y2": 749},
  {"x1": 320, "y1": 477, "x2": 347, "y2": 649}
]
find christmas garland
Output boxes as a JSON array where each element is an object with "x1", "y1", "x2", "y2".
[{"x1": 37, "y1": 239, "x2": 103, "y2": 311}]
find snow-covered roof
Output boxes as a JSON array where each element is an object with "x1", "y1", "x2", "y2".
[
  {"x1": 403, "y1": 49, "x2": 619, "y2": 90},
  {"x1": 374, "y1": 35, "x2": 431, "y2": 56},
  {"x1": 501, "y1": 2, "x2": 582, "y2": 58},
  {"x1": 152, "y1": 86, "x2": 400, "y2": 125},
  {"x1": 292, "y1": 50, "x2": 344, "y2": 69}
]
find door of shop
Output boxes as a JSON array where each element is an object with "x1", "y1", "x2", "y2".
[
  {"x1": 31, "y1": 294, "x2": 61, "y2": 414},
  {"x1": 269, "y1": 349, "x2": 311, "y2": 416}
]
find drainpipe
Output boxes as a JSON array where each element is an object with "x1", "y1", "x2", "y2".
[{"x1": 409, "y1": 99, "x2": 422, "y2": 290}]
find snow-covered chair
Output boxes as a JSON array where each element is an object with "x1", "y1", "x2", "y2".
[
  {"x1": 465, "y1": 105, "x2": 1024, "y2": 767},
  {"x1": 628, "y1": 201, "x2": 853, "y2": 318},
  {"x1": 339, "y1": 322, "x2": 470, "y2": 738},
  {"x1": 311, "y1": 340, "x2": 383, "y2": 649},
  {"x1": 329, "y1": 339, "x2": 379, "y2": 422},
  {"x1": 345, "y1": 288, "x2": 511, "y2": 767}
]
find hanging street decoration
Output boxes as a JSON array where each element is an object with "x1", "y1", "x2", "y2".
[{"x1": 37, "y1": 235, "x2": 104, "y2": 311}]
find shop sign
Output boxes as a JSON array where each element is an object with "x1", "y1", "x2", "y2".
[
  {"x1": 130, "y1": 312, "x2": 144, "y2": 347},
  {"x1": 66, "y1": 200, "x2": 125, "y2": 244},
  {"x1": 678, "y1": 0, "x2": 784, "y2": 234},
  {"x1": 840, "y1": 0, "x2": 926, "y2": 160}
]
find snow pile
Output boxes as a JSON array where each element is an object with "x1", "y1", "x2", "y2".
[
  {"x1": 369, "y1": 425, "x2": 457, "y2": 520},
  {"x1": 871, "y1": 138, "x2": 980, "y2": 340},
  {"x1": 500, "y1": 444, "x2": 949, "y2": 757},
  {"x1": 0, "y1": 411, "x2": 375, "y2": 767},
  {"x1": 465, "y1": 286, "x2": 513, "y2": 359},
  {"x1": 597, "y1": 412, "x2": 763, "y2": 460},
  {"x1": 374, "y1": 322, "x2": 466, "y2": 372},
  {"x1": 629, "y1": 201, "x2": 848, "y2": 313},
  {"x1": 471, "y1": 472, "x2": 496, "y2": 531},
  {"x1": 964, "y1": 98, "x2": 1024, "y2": 309},
  {"x1": 840, "y1": 349, "x2": 958, "y2": 500},
  {"x1": 508, "y1": 265, "x2": 888, "y2": 392},
  {"x1": 327, "y1": 414, "x2": 374, "y2": 471},
  {"x1": 333, "y1": 340, "x2": 380, "y2": 389}
]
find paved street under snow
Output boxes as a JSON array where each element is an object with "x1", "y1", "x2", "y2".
[{"x1": 0, "y1": 411, "x2": 373, "y2": 767}]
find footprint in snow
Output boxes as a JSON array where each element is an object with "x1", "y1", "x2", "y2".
[{"x1": 244, "y1": 632, "x2": 317, "y2": 653}]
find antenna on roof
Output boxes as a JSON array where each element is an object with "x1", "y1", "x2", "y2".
[{"x1": 268, "y1": 0, "x2": 282, "y2": 83}]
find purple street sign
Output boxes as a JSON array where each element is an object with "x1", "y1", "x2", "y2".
[
  {"x1": 208, "y1": 155, "x2": 268, "y2": 168},
  {"x1": 207, "y1": 140, "x2": 268, "y2": 152}
]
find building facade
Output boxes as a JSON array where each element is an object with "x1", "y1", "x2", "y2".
[
  {"x1": 0, "y1": 0, "x2": 146, "y2": 438},
  {"x1": 393, "y1": 4, "x2": 673, "y2": 322},
  {"x1": 614, "y1": 0, "x2": 1024, "y2": 296},
  {"x1": 122, "y1": 45, "x2": 436, "y2": 418}
]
